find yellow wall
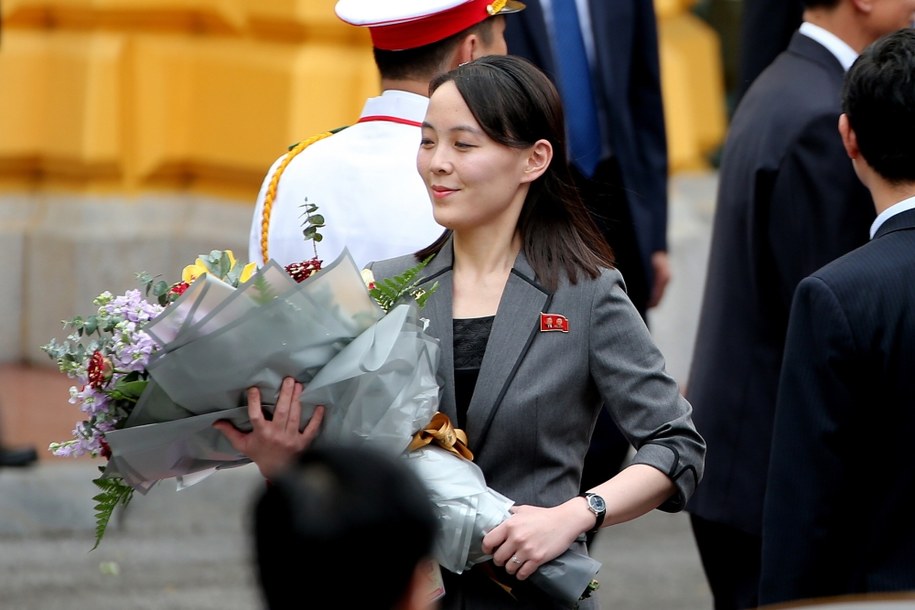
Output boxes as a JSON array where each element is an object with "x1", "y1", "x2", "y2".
[
  {"x1": 0, "y1": 0, "x2": 378, "y2": 201},
  {"x1": 0, "y1": 0, "x2": 726, "y2": 203}
]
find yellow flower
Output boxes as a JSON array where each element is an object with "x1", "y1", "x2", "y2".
[
  {"x1": 239, "y1": 262, "x2": 257, "y2": 283},
  {"x1": 181, "y1": 250, "x2": 254, "y2": 286},
  {"x1": 181, "y1": 260, "x2": 208, "y2": 284}
]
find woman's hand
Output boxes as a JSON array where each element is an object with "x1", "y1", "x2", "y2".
[
  {"x1": 213, "y1": 376, "x2": 325, "y2": 479},
  {"x1": 481, "y1": 501, "x2": 588, "y2": 581}
]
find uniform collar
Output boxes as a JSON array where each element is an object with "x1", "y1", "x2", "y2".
[{"x1": 360, "y1": 90, "x2": 429, "y2": 125}]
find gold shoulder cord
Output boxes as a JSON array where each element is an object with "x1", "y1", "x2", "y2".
[{"x1": 259, "y1": 130, "x2": 336, "y2": 262}]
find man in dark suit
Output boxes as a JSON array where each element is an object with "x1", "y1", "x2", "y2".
[
  {"x1": 760, "y1": 27, "x2": 915, "y2": 605},
  {"x1": 503, "y1": 0, "x2": 671, "y2": 518},
  {"x1": 685, "y1": 1, "x2": 915, "y2": 608}
]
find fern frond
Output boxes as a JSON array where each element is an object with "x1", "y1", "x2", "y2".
[
  {"x1": 368, "y1": 256, "x2": 437, "y2": 312},
  {"x1": 250, "y1": 273, "x2": 278, "y2": 305},
  {"x1": 90, "y1": 476, "x2": 134, "y2": 550}
]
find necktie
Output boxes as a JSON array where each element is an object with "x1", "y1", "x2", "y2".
[{"x1": 550, "y1": 1, "x2": 602, "y2": 177}]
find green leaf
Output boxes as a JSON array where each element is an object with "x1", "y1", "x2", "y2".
[
  {"x1": 151, "y1": 280, "x2": 167, "y2": 296},
  {"x1": 367, "y1": 256, "x2": 438, "y2": 312},
  {"x1": 249, "y1": 273, "x2": 277, "y2": 306},
  {"x1": 297, "y1": 198, "x2": 325, "y2": 249},
  {"x1": 218, "y1": 251, "x2": 233, "y2": 278},
  {"x1": 108, "y1": 378, "x2": 148, "y2": 402},
  {"x1": 90, "y1": 476, "x2": 134, "y2": 550}
]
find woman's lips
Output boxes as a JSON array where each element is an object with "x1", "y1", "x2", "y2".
[{"x1": 430, "y1": 185, "x2": 457, "y2": 199}]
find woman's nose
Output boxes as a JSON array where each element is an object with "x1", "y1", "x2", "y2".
[{"x1": 429, "y1": 149, "x2": 451, "y2": 173}]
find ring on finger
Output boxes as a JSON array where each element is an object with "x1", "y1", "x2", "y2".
[{"x1": 510, "y1": 555, "x2": 522, "y2": 565}]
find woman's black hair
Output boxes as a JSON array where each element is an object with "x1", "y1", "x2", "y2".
[{"x1": 415, "y1": 54, "x2": 614, "y2": 292}]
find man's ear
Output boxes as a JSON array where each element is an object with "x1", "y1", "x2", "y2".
[
  {"x1": 839, "y1": 113, "x2": 860, "y2": 160},
  {"x1": 521, "y1": 139, "x2": 553, "y2": 183},
  {"x1": 451, "y1": 34, "x2": 477, "y2": 69}
]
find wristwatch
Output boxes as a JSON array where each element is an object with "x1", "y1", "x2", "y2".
[{"x1": 580, "y1": 492, "x2": 606, "y2": 534}]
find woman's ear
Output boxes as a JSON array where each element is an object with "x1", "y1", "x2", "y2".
[{"x1": 521, "y1": 139, "x2": 553, "y2": 183}]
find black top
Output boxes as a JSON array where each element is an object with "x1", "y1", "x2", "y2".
[{"x1": 452, "y1": 316, "x2": 494, "y2": 430}]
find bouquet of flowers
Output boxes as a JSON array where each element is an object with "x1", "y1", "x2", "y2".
[{"x1": 42, "y1": 249, "x2": 260, "y2": 546}]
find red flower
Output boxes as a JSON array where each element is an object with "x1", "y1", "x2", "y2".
[
  {"x1": 285, "y1": 258, "x2": 322, "y2": 283},
  {"x1": 87, "y1": 351, "x2": 113, "y2": 390},
  {"x1": 99, "y1": 437, "x2": 112, "y2": 460},
  {"x1": 169, "y1": 281, "x2": 190, "y2": 297}
]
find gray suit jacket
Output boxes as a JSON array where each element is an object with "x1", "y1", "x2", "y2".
[{"x1": 369, "y1": 240, "x2": 704, "y2": 514}]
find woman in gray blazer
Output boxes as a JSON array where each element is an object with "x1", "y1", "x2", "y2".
[
  {"x1": 366, "y1": 55, "x2": 705, "y2": 609},
  {"x1": 222, "y1": 55, "x2": 705, "y2": 610}
]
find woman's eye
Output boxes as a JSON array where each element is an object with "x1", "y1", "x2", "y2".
[
  {"x1": 454, "y1": 141, "x2": 475, "y2": 149},
  {"x1": 419, "y1": 138, "x2": 434, "y2": 147}
]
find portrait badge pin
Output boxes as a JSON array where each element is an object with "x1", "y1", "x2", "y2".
[{"x1": 539, "y1": 312, "x2": 569, "y2": 333}]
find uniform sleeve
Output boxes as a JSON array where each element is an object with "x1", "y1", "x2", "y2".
[
  {"x1": 588, "y1": 270, "x2": 705, "y2": 511},
  {"x1": 759, "y1": 276, "x2": 858, "y2": 604}
]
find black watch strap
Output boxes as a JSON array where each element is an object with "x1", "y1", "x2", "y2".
[{"x1": 580, "y1": 492, "x2": 606, "y2": 534}]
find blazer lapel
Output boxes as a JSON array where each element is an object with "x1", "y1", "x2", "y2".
[
  {"x1": 466, "y1": 252, "x2": 550, "y2": 450},
  {"x1": 419, "y1": 242, "x2": 457, "y2": 423}
]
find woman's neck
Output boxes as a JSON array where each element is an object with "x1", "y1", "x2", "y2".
[
  {"x1": 450, "y1": 231, "x2": 521, "y2": 319},
  {"x1": 452, "y1": 230, "x2": 521, "y2": 276}
]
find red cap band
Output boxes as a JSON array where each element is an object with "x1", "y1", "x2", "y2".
[{"x1": 368, "y1": 0, "x2": 496, "y2": 51}]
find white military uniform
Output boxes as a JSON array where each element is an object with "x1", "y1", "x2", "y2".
[{"x1": 248, "y1": 89, "x2": 445, "y2": 270}]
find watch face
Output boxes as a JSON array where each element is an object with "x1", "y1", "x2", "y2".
[{"x1": 588, "y1": 494, "x2": 606, "y2": 513}]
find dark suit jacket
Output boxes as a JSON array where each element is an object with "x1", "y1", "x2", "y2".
[
  {"x1": 759, "y1": 207, "x2": 915, "y2": 605},
  {"x1": 503, "y1": 0, "x2": 668, "y2": 286},
  {"x1": 685, "y1": 32, "x2": 875, "y2": 536}
]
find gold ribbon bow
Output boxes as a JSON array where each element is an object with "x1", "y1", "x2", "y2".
[{"x1": 407, "y1": 412, "x2": 474, "y2": 461}]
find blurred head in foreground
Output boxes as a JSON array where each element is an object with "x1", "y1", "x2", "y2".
[{"x1": 253, "y1": 444, "x2": 440, "y2": 610}]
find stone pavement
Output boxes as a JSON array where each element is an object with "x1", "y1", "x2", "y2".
[{"x1": 0, "y1": 171, "x2": 719, "y2": 610}]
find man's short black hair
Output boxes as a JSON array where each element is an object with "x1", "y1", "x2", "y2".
[{"x1": 843, "y1": 28, "x2": 915, "y2": 184}]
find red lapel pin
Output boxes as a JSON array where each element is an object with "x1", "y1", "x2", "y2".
[{"x1": 539, "y1": 312, "x2": 569, "y2": 333}]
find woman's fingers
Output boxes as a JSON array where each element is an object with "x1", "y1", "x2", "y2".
[
  {"x1": 270, "y1": 377, "x2": 295, "y2": 428},
  {"x1": 302, "y1": 405, "x2": 326, "y2": 445},
  {"x1": 246, "y1": 386, "x2": 265, "y2": 424},
  {"x1": 211, "y1": 419, "x2": 244, "y2": 452},
  {"x1": 284, "y1": 380, "x2": 305, "y2": 433}
]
